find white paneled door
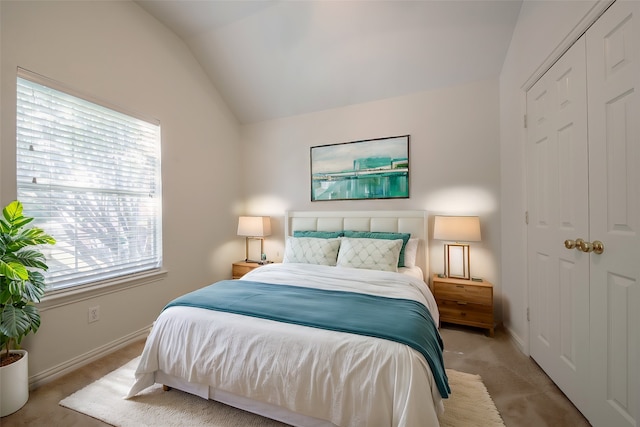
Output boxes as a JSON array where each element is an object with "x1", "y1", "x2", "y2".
[
  {"x1": 526, "y1": 35, "x2": 590, "y2": 413},
  {"x1": 586, "y1": 1, "x2": 639, "y2": 425},
  {"x1": 527, "y1": 1, "x2": 639, "y2": 426}
]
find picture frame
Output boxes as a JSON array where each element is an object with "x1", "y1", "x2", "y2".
[{"x1": 310, "y1": 135, "x2": 409, "y2": 201}]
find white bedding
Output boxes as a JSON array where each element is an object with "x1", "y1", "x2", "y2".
[
  {"x1": 398, "y1": 265, "x2": 425, "y2": 280},
  {"x1": 127, "y1": 263, "x2": 444, "y2": 427}
]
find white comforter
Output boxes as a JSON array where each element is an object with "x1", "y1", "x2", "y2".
[{"x1": 127, "y1": 263, "x2": 444, "y2": 427}]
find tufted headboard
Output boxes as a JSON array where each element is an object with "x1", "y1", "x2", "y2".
[{"x1": 285, "y1": 210, "x2": 429, "y2": 279}]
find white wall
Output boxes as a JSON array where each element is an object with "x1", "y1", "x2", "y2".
[
  {"x1": 499, "y1": 0, "x2": 607, "y2": 352},
  {"x1": 241, "y1": 78, "x2": 502, "y2": 312},
  {"x1": 0, "y1": 1, "x2": 242, "y2": 383}
]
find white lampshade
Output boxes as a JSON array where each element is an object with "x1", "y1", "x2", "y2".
[
  {"x1": 237, "y1": 216, "x2": 272, "y2": 237},
  {"x1": 433, "y1": 216, "x2": 481, "y2": 242}
]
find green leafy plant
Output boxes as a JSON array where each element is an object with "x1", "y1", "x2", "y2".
[{"x1": 0, "y1": 200, "x2": 55, "y2": 364}]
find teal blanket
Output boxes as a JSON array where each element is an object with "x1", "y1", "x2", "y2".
[{"x1": 165, "y1": 280, "x2": 450, "y2": 398}]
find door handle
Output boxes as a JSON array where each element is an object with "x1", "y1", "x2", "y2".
[
  {"x1": 578, "y1": 240, "x2": 593, "y2": 253},
  {"x1": 564, "y1": 238, "x2": 604, "y2": 255},
  {"x1": 578, "y1": 239, "x2": 605, "y2": 254},
  {"x1": 591, "y1": 240, "x2": 604, "y2": 254},
  {"x1": 565, "y1": 238, "x2": 604, "y2": 254},
  {"x1": 565, "y1": 238, "x2": 586, "y2": 250}
]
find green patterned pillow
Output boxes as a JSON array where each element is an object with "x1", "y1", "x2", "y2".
[{"x1": 293, "y1": 230, "x2": 344, "y2": 238}]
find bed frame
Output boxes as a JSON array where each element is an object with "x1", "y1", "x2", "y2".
[{"x1": 285, "y1": 210, "x2": 429, "y2": 278}]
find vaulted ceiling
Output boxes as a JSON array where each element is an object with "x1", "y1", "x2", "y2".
[{"x1": 136, "y1": 0, "x2": 523, "y2": 124}]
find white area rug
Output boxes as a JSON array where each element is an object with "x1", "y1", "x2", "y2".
[{"x1": 60, "y1": 357, "x2": 504, "y2": 426}]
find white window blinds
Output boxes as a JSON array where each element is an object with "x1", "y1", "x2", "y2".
[{"x1": 16, "y1": 70, "x2": 162, "y2": 291}]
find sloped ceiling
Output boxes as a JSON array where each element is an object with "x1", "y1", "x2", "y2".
[{"x1": 136, "y1": 0, "x2": 522, "y2": 124}]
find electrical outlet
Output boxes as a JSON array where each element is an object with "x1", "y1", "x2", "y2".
[{"x1": 88, "y1": 306, "x2": 100, "y2": 323}]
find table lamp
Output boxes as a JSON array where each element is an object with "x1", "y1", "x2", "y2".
[
  {"x1": 433, "y1": 215, "x2": 481, "y2": 279},
  {"x1": 237, "y1": 216, "x2": 271, "y2": 264}
]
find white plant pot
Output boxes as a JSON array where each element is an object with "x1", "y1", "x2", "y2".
[{"x1": 0, "y1": 349, "x2": 29, "y2": 417}]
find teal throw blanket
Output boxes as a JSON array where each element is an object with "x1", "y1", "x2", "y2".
[{"x1": 164, "y1": 280, "x2": 450, "y2": 398}]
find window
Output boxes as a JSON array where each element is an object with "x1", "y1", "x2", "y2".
[{"x1": 16, "y1": 69, "x2": 162, "y2": 291}]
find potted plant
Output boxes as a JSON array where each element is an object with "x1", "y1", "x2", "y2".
[{"x1": 0, "y1": 200, "x2": 55, "y2": 416}]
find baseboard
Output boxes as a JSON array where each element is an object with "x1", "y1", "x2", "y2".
[
  {"x1": 503, "y1": 324, "x2": 529, "y2": 356},
  {"x1": 29, "y1": 325, "x2": 151, "y2": 390}
]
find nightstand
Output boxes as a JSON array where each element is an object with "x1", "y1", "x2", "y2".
[
  {"x1": 232, "y1": 261, "x2": 263, "y2": 279},
  {"x1": 432, "y1": 274, "x2": 494, "y2": 337}
]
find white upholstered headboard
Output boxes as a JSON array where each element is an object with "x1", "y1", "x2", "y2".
[{"x1": 285, "y1": 210, "x2": 429, "y2": 279}]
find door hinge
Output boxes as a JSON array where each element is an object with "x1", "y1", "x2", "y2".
[
  {"x1": 524, "y1": 114, "x2": 528, "y2": 129},
  {"x1": 525, "y1": 211, "x2": 529, "y2": 225},
  {"x1": 527, "y1": 307, "x2": 530, "y2": 322}
]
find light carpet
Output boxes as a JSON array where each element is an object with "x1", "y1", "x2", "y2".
[{"x1": 60, "y1": 357, "x2": 505, "y2": 427}]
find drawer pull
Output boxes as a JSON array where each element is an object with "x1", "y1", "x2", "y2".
[
  {"x1": 456, "y1": 285, "x2": 465, "y2": 288},
  {"x1": 457, "y1": 301, "x2": 467, "y2": 305}
]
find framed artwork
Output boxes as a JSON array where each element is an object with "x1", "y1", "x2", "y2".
[{"x1": 310, "y1": 135, "x2": 409, "y2": 201}]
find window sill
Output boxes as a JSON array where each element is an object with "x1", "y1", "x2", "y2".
[{"x1": 38, "y1": 269, "x2": 168, "y2": 311}]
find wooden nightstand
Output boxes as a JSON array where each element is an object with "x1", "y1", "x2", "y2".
[
  {"x1": 232, "y1": 261, "x2": 262, "y2": 279},
  {"x1": 432, "y1": 274, "x2": 494, "y2": 337}
]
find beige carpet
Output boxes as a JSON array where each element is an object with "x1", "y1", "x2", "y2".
[{"x1": 60, "y1": 357, "x2": 504, "y2": 427}]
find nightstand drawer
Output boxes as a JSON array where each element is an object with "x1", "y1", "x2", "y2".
[
  {"x1": 437, "y1": 299, "x2": 493, "y2": 324},
  {"x1": 233, "y1": 264, "x2": 254, "y2": 278},
  {"x1": 232, "y1": 262, "x2": 261, "y2": 279},
  {"x1": 434, "y1": 282, "x2": 492, "y2": 305}
]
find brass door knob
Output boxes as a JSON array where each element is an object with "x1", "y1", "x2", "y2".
[
  {"x1": 592, "y1": 240, "x2": 604, "y2": 254},
  {"x1": 578, "y1": 240, "x2": 593, "y2": 253},
  {"x1": 572, "y1": 239, "x2": 604, "y2": 254}
]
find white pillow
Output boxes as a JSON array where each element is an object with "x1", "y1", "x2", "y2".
[
  {"x1": 403, "y1": 238, "x2": 419, "y2": 267},
  {"x1": 336, "y1": 237, "x2": 403, "y2": 272},
  {"x1": 282, "y1": 236, "x2": 341, "y2": 266}
]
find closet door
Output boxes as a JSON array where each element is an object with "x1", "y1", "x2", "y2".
[
  {"x1": 586, "y1": 1, "x2": 639, "y2": 426},
  {"x1": 526, "y1": 36, "x2": 590, "y2": 411}
]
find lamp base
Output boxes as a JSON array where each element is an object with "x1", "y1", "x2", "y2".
[
  {"x1": 444, "y1": 243, "x2": 470, "y2": 280},
  {"x1": 245, "y1": 237, "x2": 266, "y2": 265}
]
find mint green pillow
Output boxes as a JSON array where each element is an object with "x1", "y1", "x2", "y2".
[
  {"x1": 342, "y1": 231, "x2": 411, "y2": 267},
  {"x1": 283, "y1": 237, "x2": 341, "y2": 266},
  {"x1": 293, "y1": 230, "x2": 344, "y2": 238}
]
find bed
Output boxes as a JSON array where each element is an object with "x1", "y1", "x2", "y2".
[{"x1": 126, "y1": 210, "x2": 448, "y2": 426}]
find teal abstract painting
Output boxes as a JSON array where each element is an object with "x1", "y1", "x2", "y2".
[{"x1": 311, "y1": 135, "x2": 409, "y2": 201}]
